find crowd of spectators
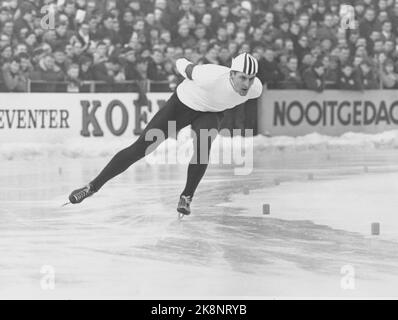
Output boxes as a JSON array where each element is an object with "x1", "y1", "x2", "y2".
[{"x1": 1, "y1": 0, "x2": 398, "y2": 92}]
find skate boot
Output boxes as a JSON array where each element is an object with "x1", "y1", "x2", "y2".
[
  {"x1": 69, "y1": 184, "x2": 96, "y2": 204},
  {"x1": 177, "y1": 195, "x2": 192, "y2": 216}
]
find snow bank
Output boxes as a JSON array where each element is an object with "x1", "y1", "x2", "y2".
[{"x1": 2, "y1": 130, "x2": 398, "y2": 160}]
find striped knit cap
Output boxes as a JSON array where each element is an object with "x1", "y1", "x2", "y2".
[{"x1": 230, "y1": 53, "x2": 258, "y2": 76}]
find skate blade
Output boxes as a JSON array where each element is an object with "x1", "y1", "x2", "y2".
[{"x1": 62, "y1": 202, "x2": 71, "y2": 207}]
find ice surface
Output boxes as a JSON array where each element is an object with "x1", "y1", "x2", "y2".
[{"x1": 2, "y1": 134, "x2": 398, "y2": 298}]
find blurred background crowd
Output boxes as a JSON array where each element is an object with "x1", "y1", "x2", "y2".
[{"x1": 1, "y1": 0, "x2": 398, "y2": 92}]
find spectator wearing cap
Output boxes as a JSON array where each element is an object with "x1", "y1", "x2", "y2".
[
  {"x1": 297, "y1": 13, "x2": 311, "y2": 35},
  {"x1": 20, "y1": 31, "x2": 35, "y2": 55},
  {"x1": 62, "y1": 1, "x2": 77, "y2": 31},
  {"x1": 191, "y1": 0, "x2": 206, "y2": 22},
  {"x1": 92, "y1": 41, "x2": 109, "y2": 65},
  {"x1": 147, "y1": 49, "x2": 168, "y2": 81},
  {"x1": 212, "y1": 4, "x2": 234, "y2": 28},
  {"x1": 14, "y1": 43, "x2": 28, "y2": 57},
  {"x1": 215, "y1": 25, "x2": 229, "y2": 47},
  {"x1": 53, "y1": 23, "x2": 73, "y2": 50},
  {"x1": 338, "y1": 62, "x2": 362, "y2": 90},
  {"x1": 98, "y1": 14, "x2": 119, "y2": 45},
  {"x1": 302, "y1": 59, "x2": 325, "y2": 92},
  {"x1": 1, "y1": 56, "x2": 28, "y2": 92},
  {"x1": 0, "y1": 7, "x2": 11, "y2": 29},
  {"x1": 311, "y1": 1, "x2": 327, "y2": 24},
  {"x1": 384, "y1": 40, "x2": 395, "y2": 60},
  {"x1": 18, "y1": 52, "x2": 33, "y2": 79},
  {"x1": 372, "y1": 39, "x2": 385, "y2": 57},
  {"x1": 2, "y1": 20, "x2": 14, "y2": 42},
  {"x1": 250, "y1": 28, "x2": 265, "y2": 50},
  {"x1": 354, "y1": 0, "x2": 366, "y2": 19},
  {"x1": 218, "y1": 46, "x2": 232, "y2": 67},
  {"x1": 380, "y1": 59, "x2": 398, "y2": 89},
  {"x1": 295, "y1": 35, "x2": 311, "y2": 66},
  {"x1": 92, "y1": 56, "x2": 119, "y2": 84},
  {"x1": 257, "y1": 48, "x2": 283, "y2": 88},
  {"x1": 79, "y1": 55, "x2": 94, "y2": 81},
  {"x1": 65, "y1": 63, "x2": 81, "y2": 92},
  {"x1": 338, "y1": 46, "x2": 352, "y2": 66},
  {"x1": 120, "y1": 10, "x2": 135, "y2": 44},
  {"x1": 316, "y1": 13, "x2": 337, "y2": 47},
  {"x1": 177, "y1": 0, "x2": 196, "y2": 26},
  {"x1": 228, "y1": 41, "x2": 239, "y2": 58},
  {"x1": 134, "y1": 57, "x2": 149, "y2": 80},
  {"x1": 30, "y1": 54, "x2": 65, "y2": 92},
  {"x1": 0, "y1": 33, "x2": 10, "y2": 51},
  {"x1": 391, "y1": 1, "x2": 398, "y2": 32},
  {"x1": 201, "y1": 13, "x2": 215, "y2": 36},
  {"x1": 324, "y1": 55, "x2": 340, "y2": 89},
  {"x1": 283, "y1": 1, "x2": 296, "y2": 23},
  {"x1": 358, "y1": 59, "x2": 379, "y2": 89},
  {"x1": 234, "y1": 31, "x2": 247, "y2": 47},
  {"x1": 380, "y1": 21, "x2": 393, "y2": 42},
  {"x1": 289, "y1": 21, "x2": 301, "y2": 47},
  {"x1": 280, "y1": 56, "x2": 302, "y2": 89},
  {"x1": 1, "y1": 45, "x2": 12, "y2": 64},
  {"x1": 194, "y1": 24, "x2": 208, "y2": 41},
  {"x1": 163, "y1": 59, "x2": 177, "y2": 78},
  {"x1": 173, "y1": 23, "x2": 196, "y2": 49},
  {"x1": 54, "y1": 48, "x2": 71, "y2": 74},
  {"x1": 42, "y1": 29, "x2": 58, "y2": 50},
  {"x1": 113, "y1": 58, "x2": 126, "y2": 83},
  {"x1": 377, "y1": 10, "x2": 389, "y2": 27},
  {"x1": 359, "y1": 8, "x2": 378, "y2": 39},
  {"x1": 273, "y1": 18, "x2": 291, "y2": 41},
  {"x1": 197, "y1": 42, "x2": 220, "y2": 65},
  {"x1": 87, "y1": 16, "x2": 101, "y2": 42},
  {"x1": 13, "y1": 3, "x2": 35, "y2": 35}
]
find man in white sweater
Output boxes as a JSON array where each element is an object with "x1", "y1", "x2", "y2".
[{"x1": 68, "y1": 53, "x2": 263, "y2": 216}]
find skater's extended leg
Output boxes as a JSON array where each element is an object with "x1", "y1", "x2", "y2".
[
  {"x1": 90, "y1": 93, "x2": 196, "y2": 191},
  {"x1": 178, "y1": 112, "x2": 223, "y2": 215},
  {"x1": 69, "y1": 93, "x2": 197, "y2": 204}
]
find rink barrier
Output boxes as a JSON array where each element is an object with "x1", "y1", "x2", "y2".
[
  {"x1": 371, "y1": 223, "x2": 380, "y2": 236},
  {"x1": 258, "y1": 90, "x2": 398, "y2": 137},
  {"x1": 263, "y1": 204, "x2": 270, "y2": 215}
]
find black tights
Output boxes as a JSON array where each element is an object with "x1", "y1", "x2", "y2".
[{"x1": 90, "y1": 93, "x2": 223, "y2": 198}]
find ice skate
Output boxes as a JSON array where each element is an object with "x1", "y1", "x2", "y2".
[
  {"x1": 177, "y1": 195, "x2": 192, "y2": 218},
  {"x1": 68, "y1": 184, "x2": 96, "y2": 204}
]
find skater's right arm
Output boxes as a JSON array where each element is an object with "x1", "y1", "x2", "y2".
[{"x1": 176, "y1": 58, "x2": 196, "y2": 80}]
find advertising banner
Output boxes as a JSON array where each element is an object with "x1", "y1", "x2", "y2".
[
  {"x1": 258, "y1": 90, "x2": 398, "y2": 136},
  {"x1": 0, "y1": 93, "x2": 172, "y2": 143}
]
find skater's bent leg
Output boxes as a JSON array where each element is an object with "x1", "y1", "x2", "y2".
[
  {"x1": 181, "y1": 112, "x2": 223, "y2": 198},
  {"x1": 90, "y1": 93, "x2": 192, "y2": 191}
]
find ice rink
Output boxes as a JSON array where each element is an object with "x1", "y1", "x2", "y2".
[{"x1": 2, "y1": 133, "x2": 398, "y2": 299}]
